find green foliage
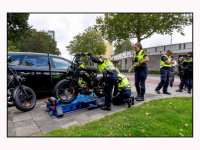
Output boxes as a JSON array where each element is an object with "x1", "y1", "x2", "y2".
[
  {"x1": 7, "y1": 13, "x2": 32, "y2": 43},
  {"x1": 119, "y1": 69, "x2": 179, "y2": 75},
  {"x1": 43, "y1": 97, "x2": 192, "y2": 137},
  {"x1": 148, "y1": 70, "x2": 160, "y2": 74},
  {"x1": 116, "y1": 64, "x2": 122, "y2": 70},
  {"x1": 8, "y1": 40, "x2": 20, "y2": 52},
  {"x1": 66, "y1": 26, "x2": 106, "y2": 55},
  {"x1": 95, "y1": 13, "x2": 192, "y2": 43},
  {"x1": 114, "y1": 39, "x2": 134, "y2": 55},
  {"x1": 17, "y1": 29, "x2": 61, "y2": 55}
]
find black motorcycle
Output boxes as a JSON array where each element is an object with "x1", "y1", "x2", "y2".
[
  {"x1": 53, "y1": 53, "x2": 105, "y2": 104},
  {"x1": 7, "y1": 57, "x2": 36, "y2": 112}
]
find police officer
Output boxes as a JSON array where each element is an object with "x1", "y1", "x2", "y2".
[
  {"x1": 128, "y1": 42, "x2": 149, "y2": 101},
  {"x1": 176, "y1": 51, "x2": 193, "y2": 94},
  {"x1": 84, "y1": 52, "x2": 118, "y2": 111},
  {"x1": 112, "y1": 73, "x2": 134, "y2": 108},
  {"x1": 155, "y1": 49, "x2": 174, "y2": 94}
]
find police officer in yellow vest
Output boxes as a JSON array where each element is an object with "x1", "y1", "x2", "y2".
[
  {"x1": 176, "y1": 51, "x2": 193, "y2": 93},
  {"x1": 112, "y1": 73, "x2": 134, "y2": 108},
  {"x1": 84, "y1": 52, "x2": 118, "y2": 111},
  {"x1": 155, "y1": 49, "x2": 174, "y2": 94},
  {"x1": 128, "y1": 42, "x2": 149, "y2": 101}
]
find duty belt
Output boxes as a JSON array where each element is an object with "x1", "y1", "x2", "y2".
[{"x1": 120, "y1": 84, "x2": 131, "y2": 91}]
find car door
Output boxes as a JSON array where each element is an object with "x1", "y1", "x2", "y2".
[
  {"x1": 18, "y1": 55, "x2": 53, "y2": 93},
  {"x1": 51, "y1": 57, "x2": 71, "y2": 86}
]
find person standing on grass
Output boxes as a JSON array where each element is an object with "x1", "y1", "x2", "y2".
[
  {"x1": 128, "y1": 42, "x2": 149, "y2": 101},
  {"x1": 155, "y1": 49, "x2": 174, "y2": 95}
]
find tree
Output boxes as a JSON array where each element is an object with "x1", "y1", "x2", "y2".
[
  {"x1": 95, "y1": 13, "x2": 192, "y2": 43},
  {"x1": 7, "y1": 13, "x2": 32, "y2": 43},
  {"x1": 17, "y1": 29, "x2": 61, "y2": 55},
  {"x1": 8, "y1": 40, "x2": 20, "y2": 52},
  {"x1": 66, "y1": 26, "x2": 106, "y2": 55},
  {"x1": 114, "y1": 39, "x2": 134, "y2": 55}
]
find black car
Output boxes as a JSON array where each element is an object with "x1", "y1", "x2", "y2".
[{"x1": 8, "y1": 52, "x2": 71, "y2": 96}]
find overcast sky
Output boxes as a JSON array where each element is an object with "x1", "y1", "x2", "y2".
[{"x1": 28, "y1": 14, "x2": 192, "y2": 60}]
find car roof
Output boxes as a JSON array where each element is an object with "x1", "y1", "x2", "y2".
[{"x1": 8, "y1": 52, "x2": 70, "y2": 61}]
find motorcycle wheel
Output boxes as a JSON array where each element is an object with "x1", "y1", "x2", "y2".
[
  {"x1": 14, "y1": 86, "x2": 36, "y2": 112},
  {"x1": 170, "y1": 77, "x2": 174, "y2": 87},
  {"x1": 94, "y1": 77, "x2": 105, "y2": 97},
  {"x1": 53, "y1": 79, "x2": 79, "y2": 104},
  {"x1": 8, "y1": 88, "x2": 15, "y2": 107}
]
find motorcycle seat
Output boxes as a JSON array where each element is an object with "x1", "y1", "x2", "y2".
[{"x1": 86, "y1": 67, "x2": 99, "y2": 73}]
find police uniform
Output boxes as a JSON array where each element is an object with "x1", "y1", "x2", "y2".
[
  {"x1": 176, "y1": 56, "x2": 193, "y2": 93},
  {"x1": 155, "y1": 54, "x2": 172, "y2": 94},
  {"x1": 112, "y1": 73, "x2": 133, "y2": 107},
  {"x1": 178, "y1": 61, "x2": 188, "y2": 88},
  {"x1": 88, "y1": 53, "x2": 118, "y2": 110},
  {"x1": 133, "y1": 49, "x2": 148, "y2": 101}
]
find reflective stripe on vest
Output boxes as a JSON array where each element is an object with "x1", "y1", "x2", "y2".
[
  {"x1": 160, "y1": 54, "x2": 172, "y2": 68},
  {"x1": 97, "y1": 59, "x2": 116, "y2": 73},
  {"x1": 133, "y1": 50, "x2": 147, "y2": 66},
  {"x1": 184, "y1": 56, "x2": 193, "y2": 69},
  {"x1": 185, "y1": 57, "x2": 192, "y2": 62},
  {"x1": 79, "y1": 62, "x2": 85, "y2": 68},
  {"x1": 118, "y1": 74, "x2": 131, "y2": 91}
]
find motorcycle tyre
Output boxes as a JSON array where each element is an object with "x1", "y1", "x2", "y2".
[
  {"x1": 14, "y1": 86, "x2": 36, "y2": 112},
  {"x1": 53, "y1": 79, "x2": 79, "y2": 104},
  {"x1": 170, "y1": 77, "x2": 174, "y2": 87},
  {"x1": 8, "y1": 87, "x2": 15, "y2": 107}
]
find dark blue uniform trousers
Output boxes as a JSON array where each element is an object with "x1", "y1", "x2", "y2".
[
  {"x1": 180, "y1": 71, "x2": 193, "y2": 90},
  {"x1": 156, "y1": 68, "x2": 170, "y2": 93},
  {"x1": 112, "y1": 90, "x2": 131, "y2": 105},
  {"x1": 104, "y1": 72, "x2": 118, "y2": 107},
  {"x1": 135, "y1": 66, "x2": 148, "y2": 94}
]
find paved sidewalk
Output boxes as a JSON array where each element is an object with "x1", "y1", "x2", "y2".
[{"x1": 7, "y1": 74, "x2": 192, "y2": 137}]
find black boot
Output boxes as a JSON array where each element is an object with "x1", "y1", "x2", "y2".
[
  {"x1": 176, "y1": 89, "x2": 183, "y2": 92},
  {"x1": 188, "y1": 90, "x2": 191, "y2": 94},
  {"x1": 136, "y1": 94, "x2": 144, "y2": 101},
  {"x1": 124, "y1": 98, "x2": 132, "y2": 108},
  {"x1": 135, "y1": 93, "x2": 141, "y2": 100},
  {"x1": 131, "y1": 97, "x2": 135, "y2": 105},
  {"x1": 101, "y1": 104, "x2": 111, "y2": 111}
]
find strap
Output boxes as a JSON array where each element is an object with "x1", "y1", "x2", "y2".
[{"x1": 119, "y1": 84, "x2": 131, "y2": 90}]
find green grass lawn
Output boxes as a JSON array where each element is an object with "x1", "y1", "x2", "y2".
[{"x1": 43, "y1": 97, "x2": 192, "y2": 137}]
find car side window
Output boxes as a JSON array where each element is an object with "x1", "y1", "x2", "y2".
[
  {"x1": 25, "y1": 56, "x2": 49, "y2": 67},
  {"x1": 52, "y1": 57, "x2": 71, "y2": 69},
  {"x1": 8, "y1": 55, "x2": 25, "y2": 65}
]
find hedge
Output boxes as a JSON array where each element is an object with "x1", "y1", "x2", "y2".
[{"x1": 119, "y1": 69, "x2": 179, "y2": 76}]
